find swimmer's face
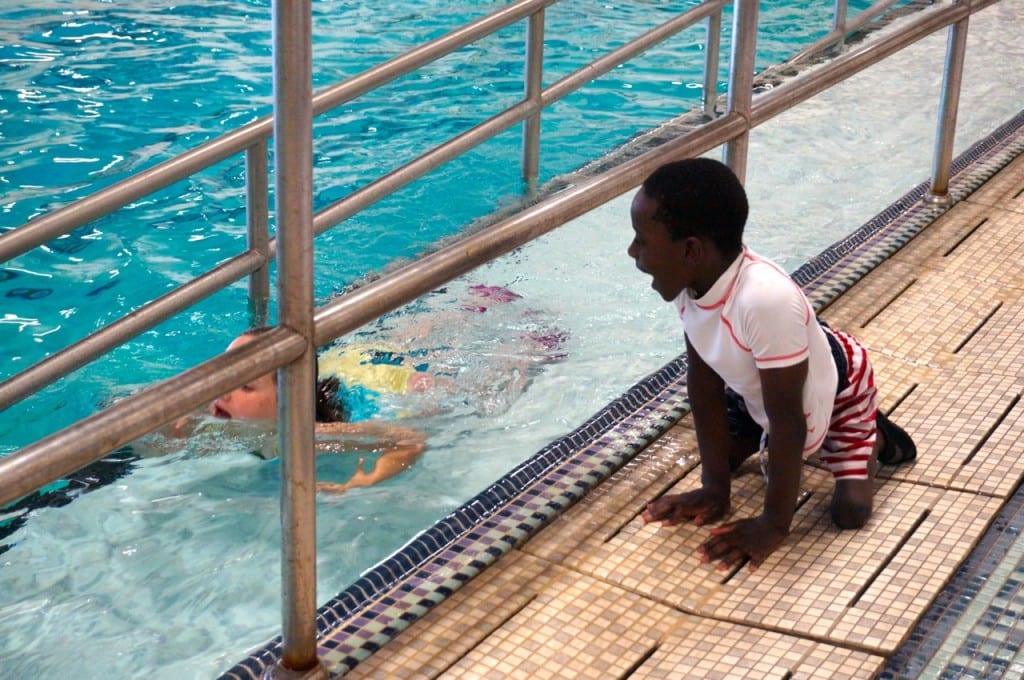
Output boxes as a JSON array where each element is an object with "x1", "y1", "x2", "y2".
[{"x1": 209, "y1": 334, "x2": 278, "y2": 420}]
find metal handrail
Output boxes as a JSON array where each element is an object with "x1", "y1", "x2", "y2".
[
  {"x1": 1, "y1": 0, "x2": 983, "y2": 415},
  {"x1": 790, "y1": 0, "x2": 904, "y2": 63},
  {"x1": 311, "y1": 0, "x2": 731, "y2": 233},
  {"x1": 0, "y1": 113, "x2": 747, "y2": 511},
  {"x1": 273, "y1": 0, "x2": 318, "y2": 670},
  {"x1": 751, "y1": 0, "x2": 984, "y2": 125},
  {"x1": 723, "y1": 0, "x2": 759, "y2": 182},
  {"x1": 0, "y1": 0, "x2": 995, "y2": 673},
  {"x1": 0, "y1": 0, "x2": 976, "y2": 499},
  {"x1": 0, "y1": 327, "x2": 306, "y2": 506},
  {"x1": 928, "y1": 0, "x2": 971, "y2": 203},
  {"x1": 0, "y1": 0, "x2": 557, "y2": 264},
  {"x1": 308, "y1": 0, "x2": 986, "y2": 346},
  {"x1": 0, "y1": 0, "x2": 727, "y2": 413}
]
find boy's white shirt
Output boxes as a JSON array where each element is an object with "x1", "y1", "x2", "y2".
[{"x1": 674, "y1": 246, "x2": 837, "y2": 453}]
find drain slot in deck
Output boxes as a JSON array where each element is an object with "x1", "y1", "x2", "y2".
[
  {"x1": 943, "y1": 217, "x2": 989, "y2": 257},
  {"x1": 861, "y1": 279, "x2": 916, "y2": 327},
  {"x1": 432, "y1": 593, "x2": 540, "y2": 678},
  {"x1": 962, "y1": 393, "x2": 1021, "y2": 467},
  {"x1": 848, "y1": 509, "x2": 930, "y2": 607},
  {"x1": 887, "y1": 383, "x2": 918, "y2": 415},
  {"x1": 616, "y1": 643, "x2": 661, "y2": 679},
  {"x1": 953, "y1": 302, "x2": 1003, "y2": 353}
]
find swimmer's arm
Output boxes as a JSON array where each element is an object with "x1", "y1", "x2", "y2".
[
  {"x1": 314, "y1": 420, "x2": 426, "y2": 446},
  {"x1": 316, "y1": 429, "x2": 425, "y2": 493},
  {"x1": 131, "y1": 410, "x2": 204, "y2": 457},
  {"x1": 314, "y1": 420, "x2": 426, "y2": 491}
]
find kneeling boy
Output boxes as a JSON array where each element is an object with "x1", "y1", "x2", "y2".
[{"x1": 628, "y1": 158, "x2": 915, "y2": 571}]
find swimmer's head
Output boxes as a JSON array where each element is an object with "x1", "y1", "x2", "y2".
[
  {"x1": 209, "y1": 327, "x2": 348, "y2": 423},
  {"x1": 209, "y1": 331, "x2": 278, "y2": 420}
]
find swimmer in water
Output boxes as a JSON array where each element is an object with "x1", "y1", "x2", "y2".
[
  {"x1": 209, "y1": 327, "x2": 427, "y2": 493},
  {"x1": 205, "y1": 284, "x2": 568, "y2": 490}
]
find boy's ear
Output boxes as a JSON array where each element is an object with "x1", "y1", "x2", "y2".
[{"x1": 681, "y1": 235, "x2": 704, "y2": 261}]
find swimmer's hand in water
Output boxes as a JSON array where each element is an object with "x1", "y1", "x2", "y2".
[
  {"x1": 316, "y1": 457, "x2": 373, "y2": 493},
  {"x1": 316, "y1": 435, "x2": 425, "y2": 493}
]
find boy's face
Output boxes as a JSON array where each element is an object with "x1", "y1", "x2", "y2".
[
  {"x1": 628, "y1": 188, "x2": 694, "y2": 301},
  {"x1": 209, "y1": 334, "x2": 278, "y2": 420}
]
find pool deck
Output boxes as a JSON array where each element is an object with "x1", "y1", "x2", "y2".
[{"x1": 224, "y1": 118, "x2": 1024, "y2": 679}]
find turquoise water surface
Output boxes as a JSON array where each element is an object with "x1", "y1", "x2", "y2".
[{"x1": 0, "y1": 0, "x2": 871, "y2": 443}]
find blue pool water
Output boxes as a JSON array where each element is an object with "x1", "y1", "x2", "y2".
[
  {"x1": 5, "y1": 0, "x2": 1024, "y2": 677},
  {"x1": 0, "y1": 0, "x2": 873, "y2": 444}
]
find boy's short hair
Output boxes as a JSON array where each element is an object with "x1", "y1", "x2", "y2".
[{"x1": 641, "y1": 158, "x2": 748, "y2": 255}]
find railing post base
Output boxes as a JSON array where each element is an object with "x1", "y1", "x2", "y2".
[
  {"x1": 922, "y1": 189, "x2": 953, "y2": 208},
  {"x1": 262, "y1": 662, "x2": 328, "y2": 680}
]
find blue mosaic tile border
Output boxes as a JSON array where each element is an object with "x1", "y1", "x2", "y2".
[
  {"x1": 220, "y1": 109, "x2": 1024, "y2": 679},
  {"x1": 880, "y1": 484, "x2": 1024, "y2": 678}
]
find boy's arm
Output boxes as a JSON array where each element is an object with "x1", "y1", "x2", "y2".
[
  {"x1": 316, "y1": 440, "x2": 425, "y2": 493},
  {"x1": 701, "y1": 359, "x2": 807, "y2": 570},
  {"x1": 642, "y1": 337, "x2": 733, "y2": 526},
  {"x1": 687, "y1": 336, "x2": 733, "y2": 499},
  {"x1": 757, "y1": 360, "x2": 808, "y2": 532},
  {"x1": 315, "y1": 421, "x2": 427, "y2": 492}
]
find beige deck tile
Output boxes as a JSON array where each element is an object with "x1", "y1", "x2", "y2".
[
  {"x1": 696, "y1": 474, "x2": 999, "y2": 653},
  {"x1": 558, "y1": 463, "x2": 772, "y2": 614},
  {"x1": 817, "y1": 200, "x2": 991, "y2": 330},
  {"x1": 630, "y1": 615, "x2": 885, "y2": 680},
  {"x1": 792, "y1": 643, "x2": 887, "y2": 680},
  {"x1": 925, "y1": 209, "x2": 1024, "y2": 290},
  {"x1": 854, "y1": 269, "x2": 1000, "y2": 367},
  {"x1": 694, "y1": 468, "x2": 889, "y2": 637},
  {"x1": 831, "y1": 490, "x2": 1002, "y2": 651},
  {"x1": 343, "y1": 551, "x2": 557, "y2": 679},
  {"x1": 876, "y1": 370, "x2": 1023, "y2": 489},
  {"x1": 964, "y1": 152, "x2": 1024, "y2": 213},
  {"x1": 889, "y1": 200, "x2": 996, "y2": 268},
  {"x1": 524, "y1": 424, "x2": 699, "y2": 567},
  {"x1": 437, "y1": 563, "x2": 673, "y2": 679},
  {"x1": 947, "y1": 388, "x2": 1024, "y2": 497},
  {"x1": 955, "y1": 297, "x2": 1024, "y2": 379},
  {"x1": 864, "y1": 351, "x2": 942, "y2": 415},
  {"x1": 817, "y1": 259, "x2": 920, "y2": 331}
]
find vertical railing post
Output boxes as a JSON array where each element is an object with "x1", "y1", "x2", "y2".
[
  {"x1": 926, "y1": 1, "x2": 970, "y2": 206},
  {"x1": 833, "y1": 0, "x2": 849, "y2": 35},
  {"x1": 723, "y1": 0, "x2": 759, "y2": 183},
  {"x1": 270, "y1": 0, "x2": 325, "y2": 677},
  {"x1": 521, "y1": 8, "x2": 545, "y2": 194},
  {"x1": 702, "y1": 8, "x2": 723, "y2": 118},
  {"x1": 247, "y1": 139, "x2": 271, "y2": 326}
]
